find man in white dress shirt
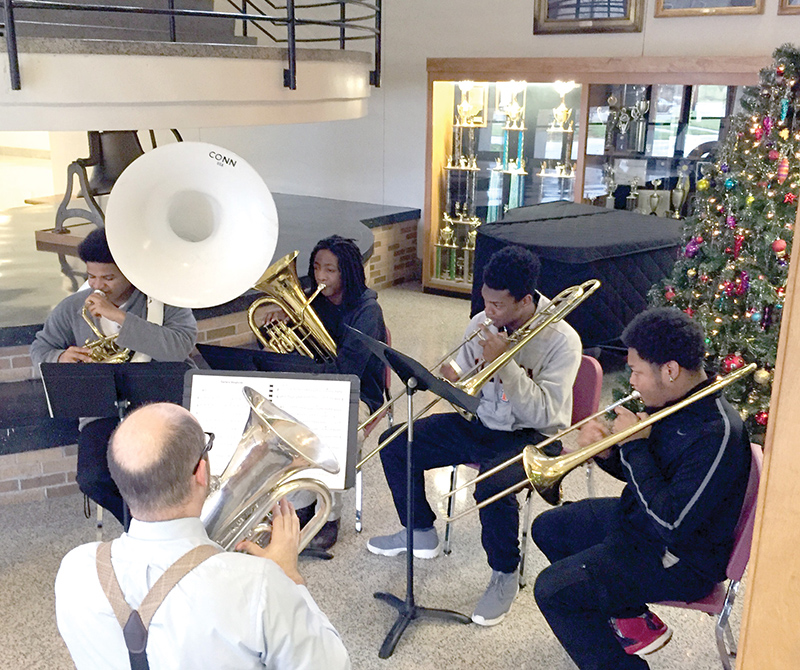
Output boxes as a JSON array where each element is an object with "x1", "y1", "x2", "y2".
[{"x1": 55, "y1": 402, "x2": 351, "y2": 670}]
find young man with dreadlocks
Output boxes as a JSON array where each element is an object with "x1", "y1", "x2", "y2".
[{"x1": 263, "y1": 235, "x2": 387, "y2": 550}]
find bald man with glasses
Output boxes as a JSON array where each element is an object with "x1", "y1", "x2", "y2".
[{"x1": 55, "y1": 403, "x2": 350, "y2": 670}]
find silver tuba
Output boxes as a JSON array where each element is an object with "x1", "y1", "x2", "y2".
[{"x1": 201, "y1": 386, "x2": 340, "y2": 553}]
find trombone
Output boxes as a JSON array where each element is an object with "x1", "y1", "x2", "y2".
[
  {"x1": 444, "y1": 362, "x2": 757, "y2": 522},
  {"x1": 356, "y1": 279, "x2": 601, "y2": 469},
  {"x1": 442, "y1": 390, "x2": 641, "y2": 504}
]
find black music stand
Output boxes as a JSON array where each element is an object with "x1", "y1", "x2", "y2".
[
  {"x1": 41, "y1": 362, "x2": 190, "y2": 420},
  {"x1": 40, "y1": 362, "x2": 191, "y2": 527},
  {"x1": 347, "y1": 326, "x2": 479, "y2": 658}
]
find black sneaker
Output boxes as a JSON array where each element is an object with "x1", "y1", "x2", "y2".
[{"x1": 308, "y1": 518, "x2": 340, "y2": 551}]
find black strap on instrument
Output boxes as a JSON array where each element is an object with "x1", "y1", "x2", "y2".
[{"x1": 96, "y1": 541, "x2": 222, "y2": 670}]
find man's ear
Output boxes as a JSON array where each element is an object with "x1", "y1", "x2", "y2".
[
  {"x1": 664, "y1": 360, "x2": 681, "y2": 383},
  {"x1": 194, "y1": 456, "x2": 210, "y2": 488},
  {"x1": 519, "y1": 293, "x2": 534, "y2": 307}
]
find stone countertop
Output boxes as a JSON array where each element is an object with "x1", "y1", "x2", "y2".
[
  {"x1": 0, "y1": 193, "x2": 420, "y2": 345},
  {"x1": 3, "y1": 37, "x2": 374, "y2": 64}
]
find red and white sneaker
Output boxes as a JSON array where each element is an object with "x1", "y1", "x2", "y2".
[{"x1": 609, "y1": 610, "x2": 672, "y2": 656}]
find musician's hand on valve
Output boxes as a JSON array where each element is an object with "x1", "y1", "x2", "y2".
[
  {"x1": 84, "y1": 292, "x2": 125, "y2": 325},
  {"x1": 236, "y1": 498, "x2": 304, "y2": 585},
  {"x1": 58, "y1": 346, "x2": 93, "y2": 363},
  {"x1": 479, "y1": 325, "x2": 509, "y2": 364},
  {"x1": 259, "y1": 305, "x2": 289, "y2": 326},
  {"x1": 613, "y1": 406, "x2": 651, "y2": 444}
]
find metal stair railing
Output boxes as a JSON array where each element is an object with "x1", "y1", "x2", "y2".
[{"x1": 1, "y1": 0, "x2": 381, "y2": 91}]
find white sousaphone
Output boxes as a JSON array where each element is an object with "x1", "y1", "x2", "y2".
[{"x1": 104, "y1": 141, "x2": 338, "y2": 551}]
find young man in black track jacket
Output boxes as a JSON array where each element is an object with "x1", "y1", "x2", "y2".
[{"x1": 531, "y1": 307, "x2": 751, "y2": 670}]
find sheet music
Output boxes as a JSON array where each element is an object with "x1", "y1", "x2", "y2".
[{"x1": 186, "y1": 372, "x2": 356, "y2": 490}]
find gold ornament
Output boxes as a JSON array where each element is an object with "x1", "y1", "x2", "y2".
[
  {"x1": 739, "y1": 409, "x2": 749, "y2": 421},
  {"x1": 754, "y1": 368, "x2": 771, "y2": 385},
  {"x1": 746, "y1": 195, "x2": 755, "y2": 205},
  {"x1": 780, "y1": 128, "x2": 790, "y2": 140},
  {"x1": 687, "y1": 268, "x2": 697, "y2": 278}
]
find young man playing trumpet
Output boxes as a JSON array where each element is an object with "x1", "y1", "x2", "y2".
[
  {"x1": 30, "y1": 228, "x2": 197, "y2": 527},
  {"x1": 531, "y1": 308, "x2": 751, "y2": 669},
  {"x1": 368, "y1": 246, "x2": 582, "y2": 626}
]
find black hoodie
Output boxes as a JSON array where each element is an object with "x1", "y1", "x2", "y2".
[
  {"x1": 312, "y1": 288, "x2": 387, "y2": 413},
  {"x1": 597, "y1": 380, "x2": 751, "y2": 582}
]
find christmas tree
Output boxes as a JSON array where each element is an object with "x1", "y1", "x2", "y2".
[{"x1": 649, "y1": 44, "x2": 800, "y2": 440}]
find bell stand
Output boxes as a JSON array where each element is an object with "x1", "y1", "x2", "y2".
[{"x1": 346, "y1": 327, "x2": 479, "y2": 658}]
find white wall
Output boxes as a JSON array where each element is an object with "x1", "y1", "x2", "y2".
[{"x1": 202, "y1": 0, "x2": 800, "y2": 209}]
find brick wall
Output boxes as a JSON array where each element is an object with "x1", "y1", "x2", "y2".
[
  {"x1": 367, "y1": 218, "x2": 420, "y2": 290},
  {"x1": 0, "y1": 445, "x2": 79, "y2": 504}
]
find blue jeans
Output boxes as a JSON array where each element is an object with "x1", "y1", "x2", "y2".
[
  {"x1": 379, "y1": 412, "x2": 544, "y2": 574},
  {"x1": 532, "y1": 498, "x2": 716, "y2": 670}
]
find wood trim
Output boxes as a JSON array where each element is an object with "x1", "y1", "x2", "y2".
[
  {"x1": 738, "y1": 203, "x2": 800, "y2": 667},
  {"x1": 777, "y1": 0, "x2": 800, "y2": 13},
  {"x1": 573, "y1": 83, "x2": 590, "y2": 203},
  {"x1": 427, "y1": 56, "x2": 766, "y2": 86},
  {"x1": 655, "y1": 0, "x2": 764, "y2": 17}
]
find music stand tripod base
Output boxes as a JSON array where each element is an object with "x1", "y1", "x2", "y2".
[{"x1": 371, "y1": 375, "x2": 471, "y2": 660}]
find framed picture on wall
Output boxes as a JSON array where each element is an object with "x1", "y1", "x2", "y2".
[
  {"x1": 779, "y1": 0, "x2": 800, "y2": 14},
  {"x1": 655, "y1": 0, "x2": 764, "y2": 17},
  {"x1": 533, "y1": 0, "x2": 644, "y2": 33}
]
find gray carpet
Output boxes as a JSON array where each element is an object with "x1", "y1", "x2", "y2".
[{"x1": 0, "y1": 282, "x2": 743, "y2": 669}]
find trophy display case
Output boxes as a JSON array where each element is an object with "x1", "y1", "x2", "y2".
[
  {"x1": 583, "y1": 83, "x2": 744, "y2": 218},
  {"x1": 427, "y1": 79, "x2": 582, "y2": 293}
]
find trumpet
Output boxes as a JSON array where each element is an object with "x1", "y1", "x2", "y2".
[
  {"x1": 356, "y1": 279, "x2": 601, "y2": 469},
  {"x1": 444, "y1": 363, "x2": 757, "y2": 522},
  {"x1": 81, "y1": 290, "x2": 131, "y2": 363}
]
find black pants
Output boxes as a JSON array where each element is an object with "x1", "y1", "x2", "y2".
[
  {"x1": 531, "y1": 498, "x2": 717, "y2": 670},
  {"x1": 379, "y1": 412, "x2": 544, "y2": 574},
  {"x1": 77, "y1": 417, "x2": 128, "y2": 528}
]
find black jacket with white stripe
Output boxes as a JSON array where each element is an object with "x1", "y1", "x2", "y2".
[{"x1": 598, "y1": 379, "x2": 751, "y2": 582}]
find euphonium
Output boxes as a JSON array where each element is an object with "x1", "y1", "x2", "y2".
[
  {"x1": 201, "y1": 386, "x2": 340, "y2": 552},
  {"x1": 247, "y1": 251, "x2": 338, "y2": 361},
  {"x1": 81, "y1": 290, "x2": 131, "y2": 363}
]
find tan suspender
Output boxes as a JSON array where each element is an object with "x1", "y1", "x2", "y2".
[{"x1": 96, "y1": 541, "x2": 222, "y2": 668}]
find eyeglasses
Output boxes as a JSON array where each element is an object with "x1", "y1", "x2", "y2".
[{"x1": 193, "y1": 431, "x2": 215, "y2": 474}]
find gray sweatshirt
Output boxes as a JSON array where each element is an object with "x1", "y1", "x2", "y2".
[
  {"x1": 30, "y1": 288, "x2": 197, "y2": 371},
  {"x1": 454, "y1": 295, "x2": 582, "y2": 436}
]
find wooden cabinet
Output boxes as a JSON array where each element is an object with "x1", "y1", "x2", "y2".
[{"x1": 423, "y1": 56, "x2": 766, "y2": 295}]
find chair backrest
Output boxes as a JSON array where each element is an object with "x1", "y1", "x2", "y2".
[
  {"x1": 571, "y1": 354, "x2": 603, "y2": 424},
  {"x1": 726, "y1": 442, "x2": 763, "y2": 581}
]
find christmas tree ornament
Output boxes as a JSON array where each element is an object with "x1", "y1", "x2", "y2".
[
  {"x1": 778, "y1": 64, "x2": 786, "y2": 76},
  {"x1": 684, "y1": 307, "x2": 694, "y2": 317},
  {"x1": 777, "y1": 286, "x2": 787, "y2": 297},
  {"x1": 739, "y1": 409, "x2": 749, "y2": 421},
  {"x1": 721, "y1": 354, "x2": 746, "y2": 373},
  {"x1": 720, "y1": 163, "x2": 729, "y2": 173},
  {"x1": 697, "y1": 178, "x2": 710, "y2": 191},
  {"x1": 664, "y1": 286, "x2": 676, "y2": 301},
  {"x1": 746, "y1": 195, "x2": 755, "y2": 205},
  {"x1": 781, "y1": 97, "x2": 790, "y2": 122},
  {"x1": 780, "y1": 128, "x2": 790, "y2": 140},
  {"x1": 754, "y1": 368, "x2": 771, "y2": 385},
  {"x1": 764, "y1": 116, "x2": 773, "y2": 135},
  {"x1": 773, "y1": 238, "x2": 788, "y2": 257},
  {"x1": 769, "y1": 149, "x2": 780, "y2": 160},
  {"x1": 687, "y1": 268, "x2": 697, "y2": 278},
  {"x1": 751, "y1": 311, "x2": 762, "y2": 322},
  {"x1": 725, "y1": 177, "x2": 737, "y2": 190},
  {"x1": 784, "y1": 192, "x2": 797, "y2": 204},
  {"x1": 755, "y1": 410, "x2": 769, "y2": 426}
]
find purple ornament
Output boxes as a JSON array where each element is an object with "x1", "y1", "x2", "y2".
[
  {"x1": 726, "y1": 215, "x2": 737, "y2": 228},
  {"x1": 685, "y1": 240, "x2": 700, "y2": 258},
  {"x1": 739, "y1": 271, "x2": 750, "y2": 294},
  {"x1": 764, "y1": 115, "x2": 773, "y2": 135},
  {"x1": 720, "y1": 163, "x2": 729, "y2": 173},
  {"x1": 762, "y1": 305, "x2": 773, "y2": 331}
]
